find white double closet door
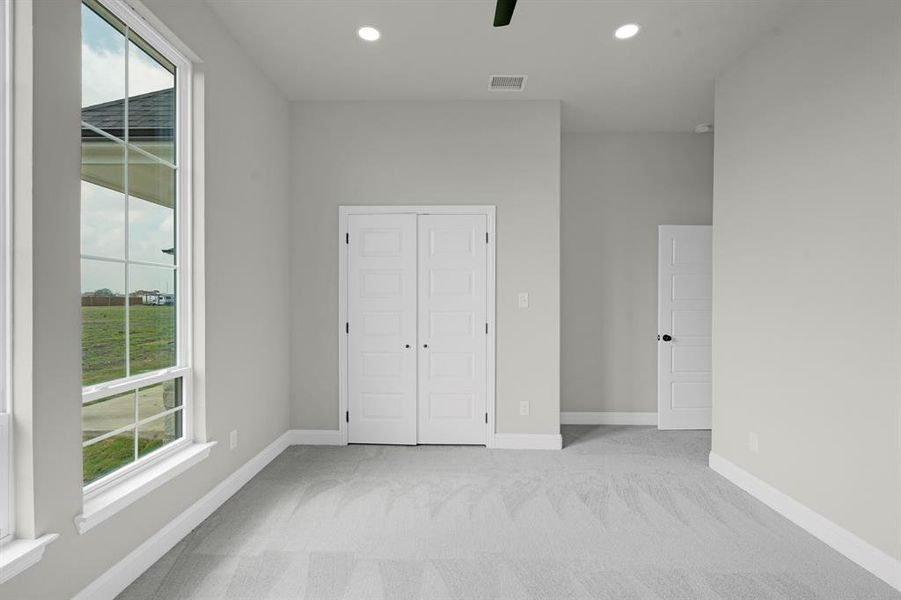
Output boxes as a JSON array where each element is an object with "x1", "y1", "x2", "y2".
[{"x1": 347, "y1": 213, "x2": 488, "y2": 445}]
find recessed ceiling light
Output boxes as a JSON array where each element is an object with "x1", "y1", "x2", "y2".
[
  {"x1": 614, "y1": 23, "x2": 641, "y2": 40},
  {"x1": 358, "y1": 26, "x2": 380, "y2": 42}
]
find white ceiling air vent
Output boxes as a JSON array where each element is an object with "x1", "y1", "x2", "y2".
[{"x1": 489, "y1": 75, "x2": 527, "y2": 91}]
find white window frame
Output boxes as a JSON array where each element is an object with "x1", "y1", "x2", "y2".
[
  {"x1": 0, "y1": 0, "x2": 12, "y2": 546},
  {"x1": 80, "y1": 0, "x2": 194, "y2": 500}
]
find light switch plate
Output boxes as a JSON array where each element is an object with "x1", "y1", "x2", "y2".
[
  {"x1": 229, "y1": 429, "x2": 238, "y2": 450},
  {"x1": 517, "y1": 292, "x2": 529, "y2": 309},
  {"x1": 519, "y1": 401, "x2": 530, "y2": 416}
]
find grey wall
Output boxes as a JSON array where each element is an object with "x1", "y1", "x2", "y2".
[
  {"x1": 289, "y1": 101, "x2": 561, "y2": 436},
  {"x1": 1, "y1": 1, "x2": 292, "y2": 598},
  {"x1": 712, "y1": 0, "x2": 901, "y2": 561},
  {"x1": 561, "y1": 133, "x2": 713, "y2": 414}
]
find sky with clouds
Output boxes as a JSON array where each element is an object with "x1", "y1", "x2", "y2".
[{"x1": 81, "y1": 3, "x2": 177, "y2": 295}]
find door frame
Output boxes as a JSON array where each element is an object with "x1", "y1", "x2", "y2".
[{"x1": 338, "y1": 205, "x2": 497, "y2": 447}]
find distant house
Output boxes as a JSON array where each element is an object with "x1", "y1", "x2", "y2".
[{"x1": 142, "y1": 293, "x2": 174, "y2": 306}]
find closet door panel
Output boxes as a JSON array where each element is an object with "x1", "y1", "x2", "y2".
[
  {"x1": 417, "y1": 214, "x2": 488, "y2": 445},
  {"x1": 347, "y1": 214, "x2": 418, "y2": 444}
]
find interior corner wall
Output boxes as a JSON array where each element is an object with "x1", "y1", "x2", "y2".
[
  {"x1": 712, "y1": 0, "x2": 901, "y2": 562},
  {"x1": 289, "y1": 101, "x2": 561, "y2": 436},
  {"x1": 0, "y1": 1, "x2": 292, "y2": 598},
  {"x1": 561, "y1": 133, "x2": 713, "y2": 414}
]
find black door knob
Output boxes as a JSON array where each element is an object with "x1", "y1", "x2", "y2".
[
  {"x1": 404, "y1": 344, "x2": 410, "y2": 348},
  {"x1": 423, "y1": 344, "x2": 429, "y2": 348},
  {"x1": 661, "y1": 334, "x2": 672, "y2": 342}
]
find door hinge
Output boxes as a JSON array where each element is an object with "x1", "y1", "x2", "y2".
[
  {"x1": 345, "y1": 233, "x2": 349, "y2": 244},
  {"x1": 485, "y1": 412, "x2": 488, "y2": 424},
  {"x1": 485, "y1": 322, "x2": 489, "y2": 334},
  {"x1": 346, "y1": 322, "x2": 349, "y2": 334},
  {"x1": 486, "y1": 232, "x2": 489, "y2": 244},
  {"x1": 346, "y1": 411, "x2": 349, "y2": 423}
]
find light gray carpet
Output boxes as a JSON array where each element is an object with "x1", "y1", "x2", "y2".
[{"x1": 119, "y1": 426, "x2": 900, "y2": 599}]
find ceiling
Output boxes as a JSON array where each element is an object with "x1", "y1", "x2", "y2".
[{"x1": 206, "y1": 0, "x2": 798, "y2": 132}]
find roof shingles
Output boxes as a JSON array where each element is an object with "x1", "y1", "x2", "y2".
[{"x1": 81, "y1": 87, "x2": 173, "y2": 140}]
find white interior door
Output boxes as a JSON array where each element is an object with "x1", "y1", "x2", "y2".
[
  {"x1": 658, "y1": 225, "x2": 712, "y2": 430},
  {"x1": 417, "y1": 215, "x2": 488, "y2": 445},
  {"x1": 347, "y1": 214, "x2": 418, "y2": 444}
]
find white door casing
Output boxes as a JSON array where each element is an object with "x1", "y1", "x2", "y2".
[
  {"x1": 417, "y1": 215, "x2": 488, "y2": 445},
  {"x1": 347, "y1": 213, "x2": 418, "y2": 444},
  {"x1": 658, "y1": 225, "x2": 712, "y2": 430}
]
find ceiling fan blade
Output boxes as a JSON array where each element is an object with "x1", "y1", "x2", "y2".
[{"x1": 493, "y1": 0, "x2": 517, "y2": 27}]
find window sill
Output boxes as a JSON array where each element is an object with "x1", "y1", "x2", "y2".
[
  {"x1": 75, "y1": 441, "x2": 216, "y2": 535},
  {"x1": 0, "y1": 534, "x2": 59, "y2": 584}
]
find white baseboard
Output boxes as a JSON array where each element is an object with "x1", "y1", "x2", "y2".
[
  {"x1": 285, "y1": 429, "x2": 345, "y2": 446},
  {"x1": 709, "y1": 452, "x2": 901, "y2": 593},
  {"x1": 491, "y1": 433, "x2": 563, "y2": 450},
  {"x1": 74, "y1": 431, "x2": 294, "y2": 600},
  {"x1": 561, "y1": 411, "x2": 658, "y2": 426}
]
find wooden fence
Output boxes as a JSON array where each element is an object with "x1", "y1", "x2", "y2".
[{"x1": 81, "y1": 296, "x2": 144, "y2": 307}]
